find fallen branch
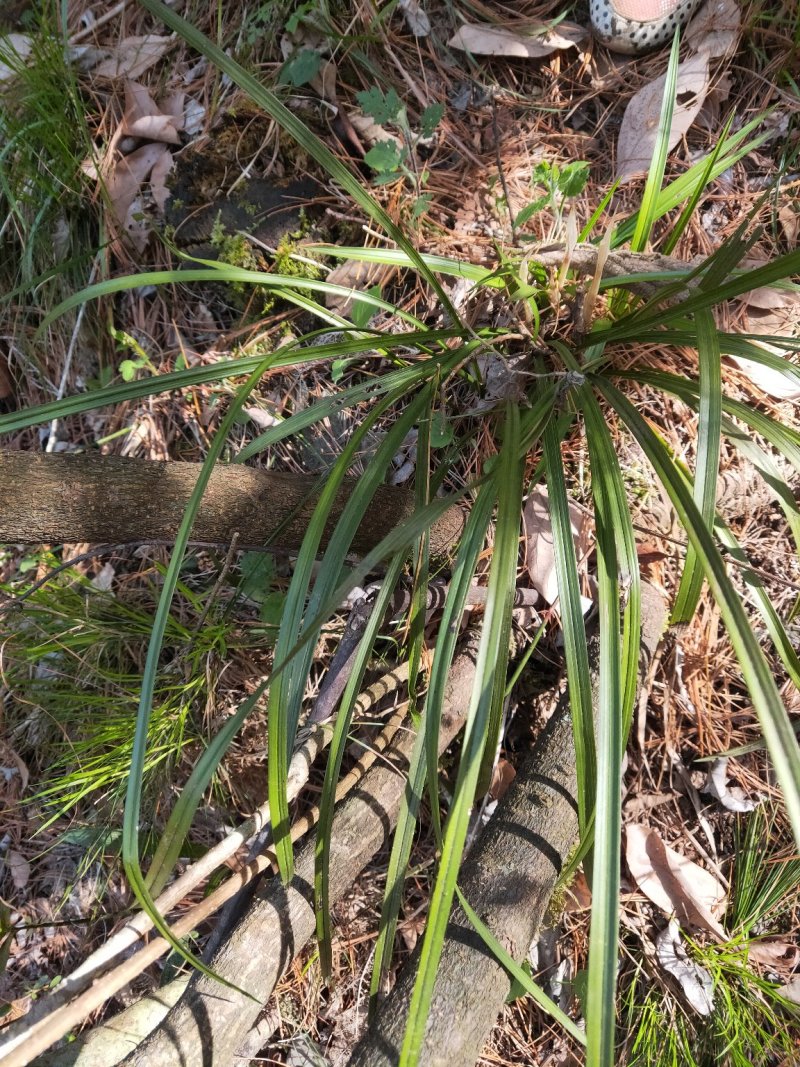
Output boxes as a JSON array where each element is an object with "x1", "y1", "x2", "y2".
[
  {"x1": 348, "y1": 582, "x2": 668, "y2": 1067},
  {"x1": 4, "y1": 664, "x2": 410, "y2": 1067},
  {"x1": 9, "y1": 634, "x2": 479, "y2": 1067},
  {"x1": 0, "y1": 450, "x2": 464, "y2": 559},
  {"x1": 115, "y1": 631, "x2": 481, "y2": 1067}
]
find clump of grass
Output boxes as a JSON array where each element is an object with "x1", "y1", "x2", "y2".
[
  {"x1": 730, "y1": 804, "x2": 800, "y2": 937},
  {"x1": 626, "y1": 961, "x2": 798, "y2": 1067},
  {"x1": 0, "y1": 15, "x2": 96, "y2": 300},
  {"x1": 624, "y1": 804, "x2": 800, "y2": 1067},
  {"x1": 3, "y1": 554, "x2": 235, "y2": 829}
]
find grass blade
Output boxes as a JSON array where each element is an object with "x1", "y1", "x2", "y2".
[
  {"x1": 123, "y1": 356, "x2": 273, "y2": 986},
  {"x1": 611, "y1": 114, "x2": 770, "y2": 248},
  {"x1": 268, "y1": 386, "x2": 433, "y2": 882},
  {"x1": 0, "y1": 327, "x2": 468, "y2": 437},
  {"x1": 400, "y1": 403, "x2": 524, "y2": 1066},
  {"x1": 630, "y1": 32, "x2": 681, "y2": 253},
  {"x1": 661, "y1": 113, "x2": 734, "y2": 256},
  {"x1": 543, "y1": 418, "x2": 595, "y2": 832},
  {"x1": 599, "y1": 379, "x2": 800, "y2": 847},
  {"x1": 672, "y1": 309, "x2": 722, "y2": 622},
  {"x1": 455, "y1": 885, "x2": 587, "y2": 1046},
  {"x1": 602, "y1": 249, "x2": 800, "y2": 342},
  {"x1": 37, "y1": 266, "x2": 430, "y2": 336},
  {"x1": 370, "y1": 483, "x2": 496, "y2": 1007},
  {"x1": 315, "y1": 555, "x2": 406, "y2": 976},
  {"x1": 582, "y1": 408, "x2": 623, "y2": 1067},
  {"x1": 619, "y1": 367, "x2": 800, "y2": 473}
]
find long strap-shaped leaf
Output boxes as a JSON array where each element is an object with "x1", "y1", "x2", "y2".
[
  {"x1": 268, "y1": 387, "x2": 433, "y2": 881},
  {"x1": 598, "y1": 379, "x2": 800, "y2": 847},
  {"x1": 455, "y1": 885, "x2": 587, "y2": 1046},
  {"x1": 579, "y1": 400, "x2": 626, "y2": 1067},
  {"x1": 38, "y1": 267, "x2": 430, "y2": 335},
  {"x1": 619, "y1": 367, "x2": 800, "y2": 473},
  {"x1": 543, "y1": 418, "x2": 595, "y2": 833},
  {"x1": 137, "y1": 0, "x2": 460, "y2": 325},
  {"x1": 611, "y1": 113, "x2": 769, "y2": 248},
  {"x1": 0, "y1": 327, "x2": 468, "y2": 436},
  {"x1": 367, "y1": 499, "x2": 490, "y2": 1006},
  {"x1": 630, "y1": 32, "x2": 680, "y2": 253},
  {"x1": 400, "y1": 403, "x2": 524, "y2": 1066},
  {"x1": 314, "y1": 554, "x2": 406, "y2": 976},
  {"x1": 601, "y1": 248, "x2": 800, "y2": 342},
  {"x1": 672, "y1": 308, "x2": 722, "y2": 622},
  {"x1": 123, "y1": 356, "x2": 273, "y2": 988}
]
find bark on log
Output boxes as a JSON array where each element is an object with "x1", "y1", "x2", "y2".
[
  {"x1": 0, "y1": 450, "x2": 464, "y2": 559},
  {"x1": 32, "y1": 978, "x2": 190, "y2": 1067},
  {"x1": 118, "y1": 631, "x2": 483, "y2": 1067},
  {"x1": 348, "y1": 583, "x2": 668, "y2": 1067}
]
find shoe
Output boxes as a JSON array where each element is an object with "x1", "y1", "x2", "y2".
[{"x1": 590, "y1": 0, "x2": 706, "y2": 53}]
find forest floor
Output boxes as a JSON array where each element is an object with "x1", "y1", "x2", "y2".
[{"x1": 1, "y1": 1, "x2": 799, "y2": 1065}]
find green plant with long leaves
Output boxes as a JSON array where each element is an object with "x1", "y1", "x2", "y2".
[{"x1": 4, "y1": 7, "x2": 800, "y2": 1066}]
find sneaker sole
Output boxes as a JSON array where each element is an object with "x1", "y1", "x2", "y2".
[{"x1": 590, "y1": 0, "x2": 705, "y2": 53}]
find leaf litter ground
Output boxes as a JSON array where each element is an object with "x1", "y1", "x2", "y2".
[{"x1": 0, "y1": 1, "x2": 798, "y2": 1064}]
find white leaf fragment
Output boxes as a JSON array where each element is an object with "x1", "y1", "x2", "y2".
[
  {"x1": 702, "y1": 757, "x2": 760, "y2": 813},
  {"x1": 398, "y1": 0, "x2": 431, "y2": 37},
  {"x1": 448, "y1": 21, "x2": 586, "y2": 58},
  {"x1": 656, "y1": 919, "x2": 715, "y2": 1016}
]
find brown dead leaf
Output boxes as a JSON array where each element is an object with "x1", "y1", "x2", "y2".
[
  {"x1": 149, "y1": 148, "x2": 174, "y2": 214},
  {"x1": 107, "y1": 142, "x2": 169, "y2": 248},
  {"x1": 121, "y1": 82, "x2": 181, "y2": 145},
  {"x1": 747, "y1": 938, "x2": 800, "y2": 975},
  {"x1": 626, "y1": 823, "x2": 727, "y2": 939},
  {"x1": 616, "y1": 53, "x2": 710, "y2": 183},
  {"x1": 726, "y1": 287, "x2": 800, "y2": 400},
  {"x1": 686, "y1": 0, "x2": 741, "y2": 58},
  {"x1": 6, "y1": 850, "x2": 30, "y2": 890},
  {"x1": 94, "y1": 35, "x2": 173, "y2": 80},
  {"x1": 564, "y1": 869, "x2": 592, "y2": 913},
  {"x1": 523, "y1": 487, "x2": 592, "y2": 607},
  {"x1": 741, "y1": 285, "x2": 799, "y2": 311},
  {"x1": 488, "y1": 758, "x2": 516, "y2": 801},
  {"x1": 697, "y1": 74, "x2": 732, "y2": 131},
  {"x1": 399, "y1": 913, "x2": 426, "y2": 953},
  {"x1": 0, "y1": 352, "x2": 13, "y2": 402},
  {"x1": 779, "y1": 204, "x2": 798, "y2": 247},
  {"x1": 324, "y1": 259, "x2": 394, "y2": 318},
  {"x1": 0, "y1": 741, "x2": 28, "y2": 799},
  {"x1": 448, "y1": 20, "x2": 586, "y2": 58},
  {"x1": 310, "y1": 58, "x2": 337, "y2": 104}
]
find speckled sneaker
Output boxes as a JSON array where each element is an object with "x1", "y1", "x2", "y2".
[{"x1": 590, "y1": 0, "x2": 706, "y2": 53}]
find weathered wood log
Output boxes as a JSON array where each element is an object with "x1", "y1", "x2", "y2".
[
  {"x1": 0, "y1": 450, "x2": 464, "y2": 558},
  {"x1": 348, "y1": 583, "x2": 668, "y2": 1067},
  {"x1": 114, "y1": 631, "x2": 483, "y2": 1067},
  {"x1": 31, "y1": 978, "x2": 190, "y2": 1067}
]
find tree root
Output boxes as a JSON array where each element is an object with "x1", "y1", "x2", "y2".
[{"x1": 0, "y1": 449, "x2": 464, "y2": 560}]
